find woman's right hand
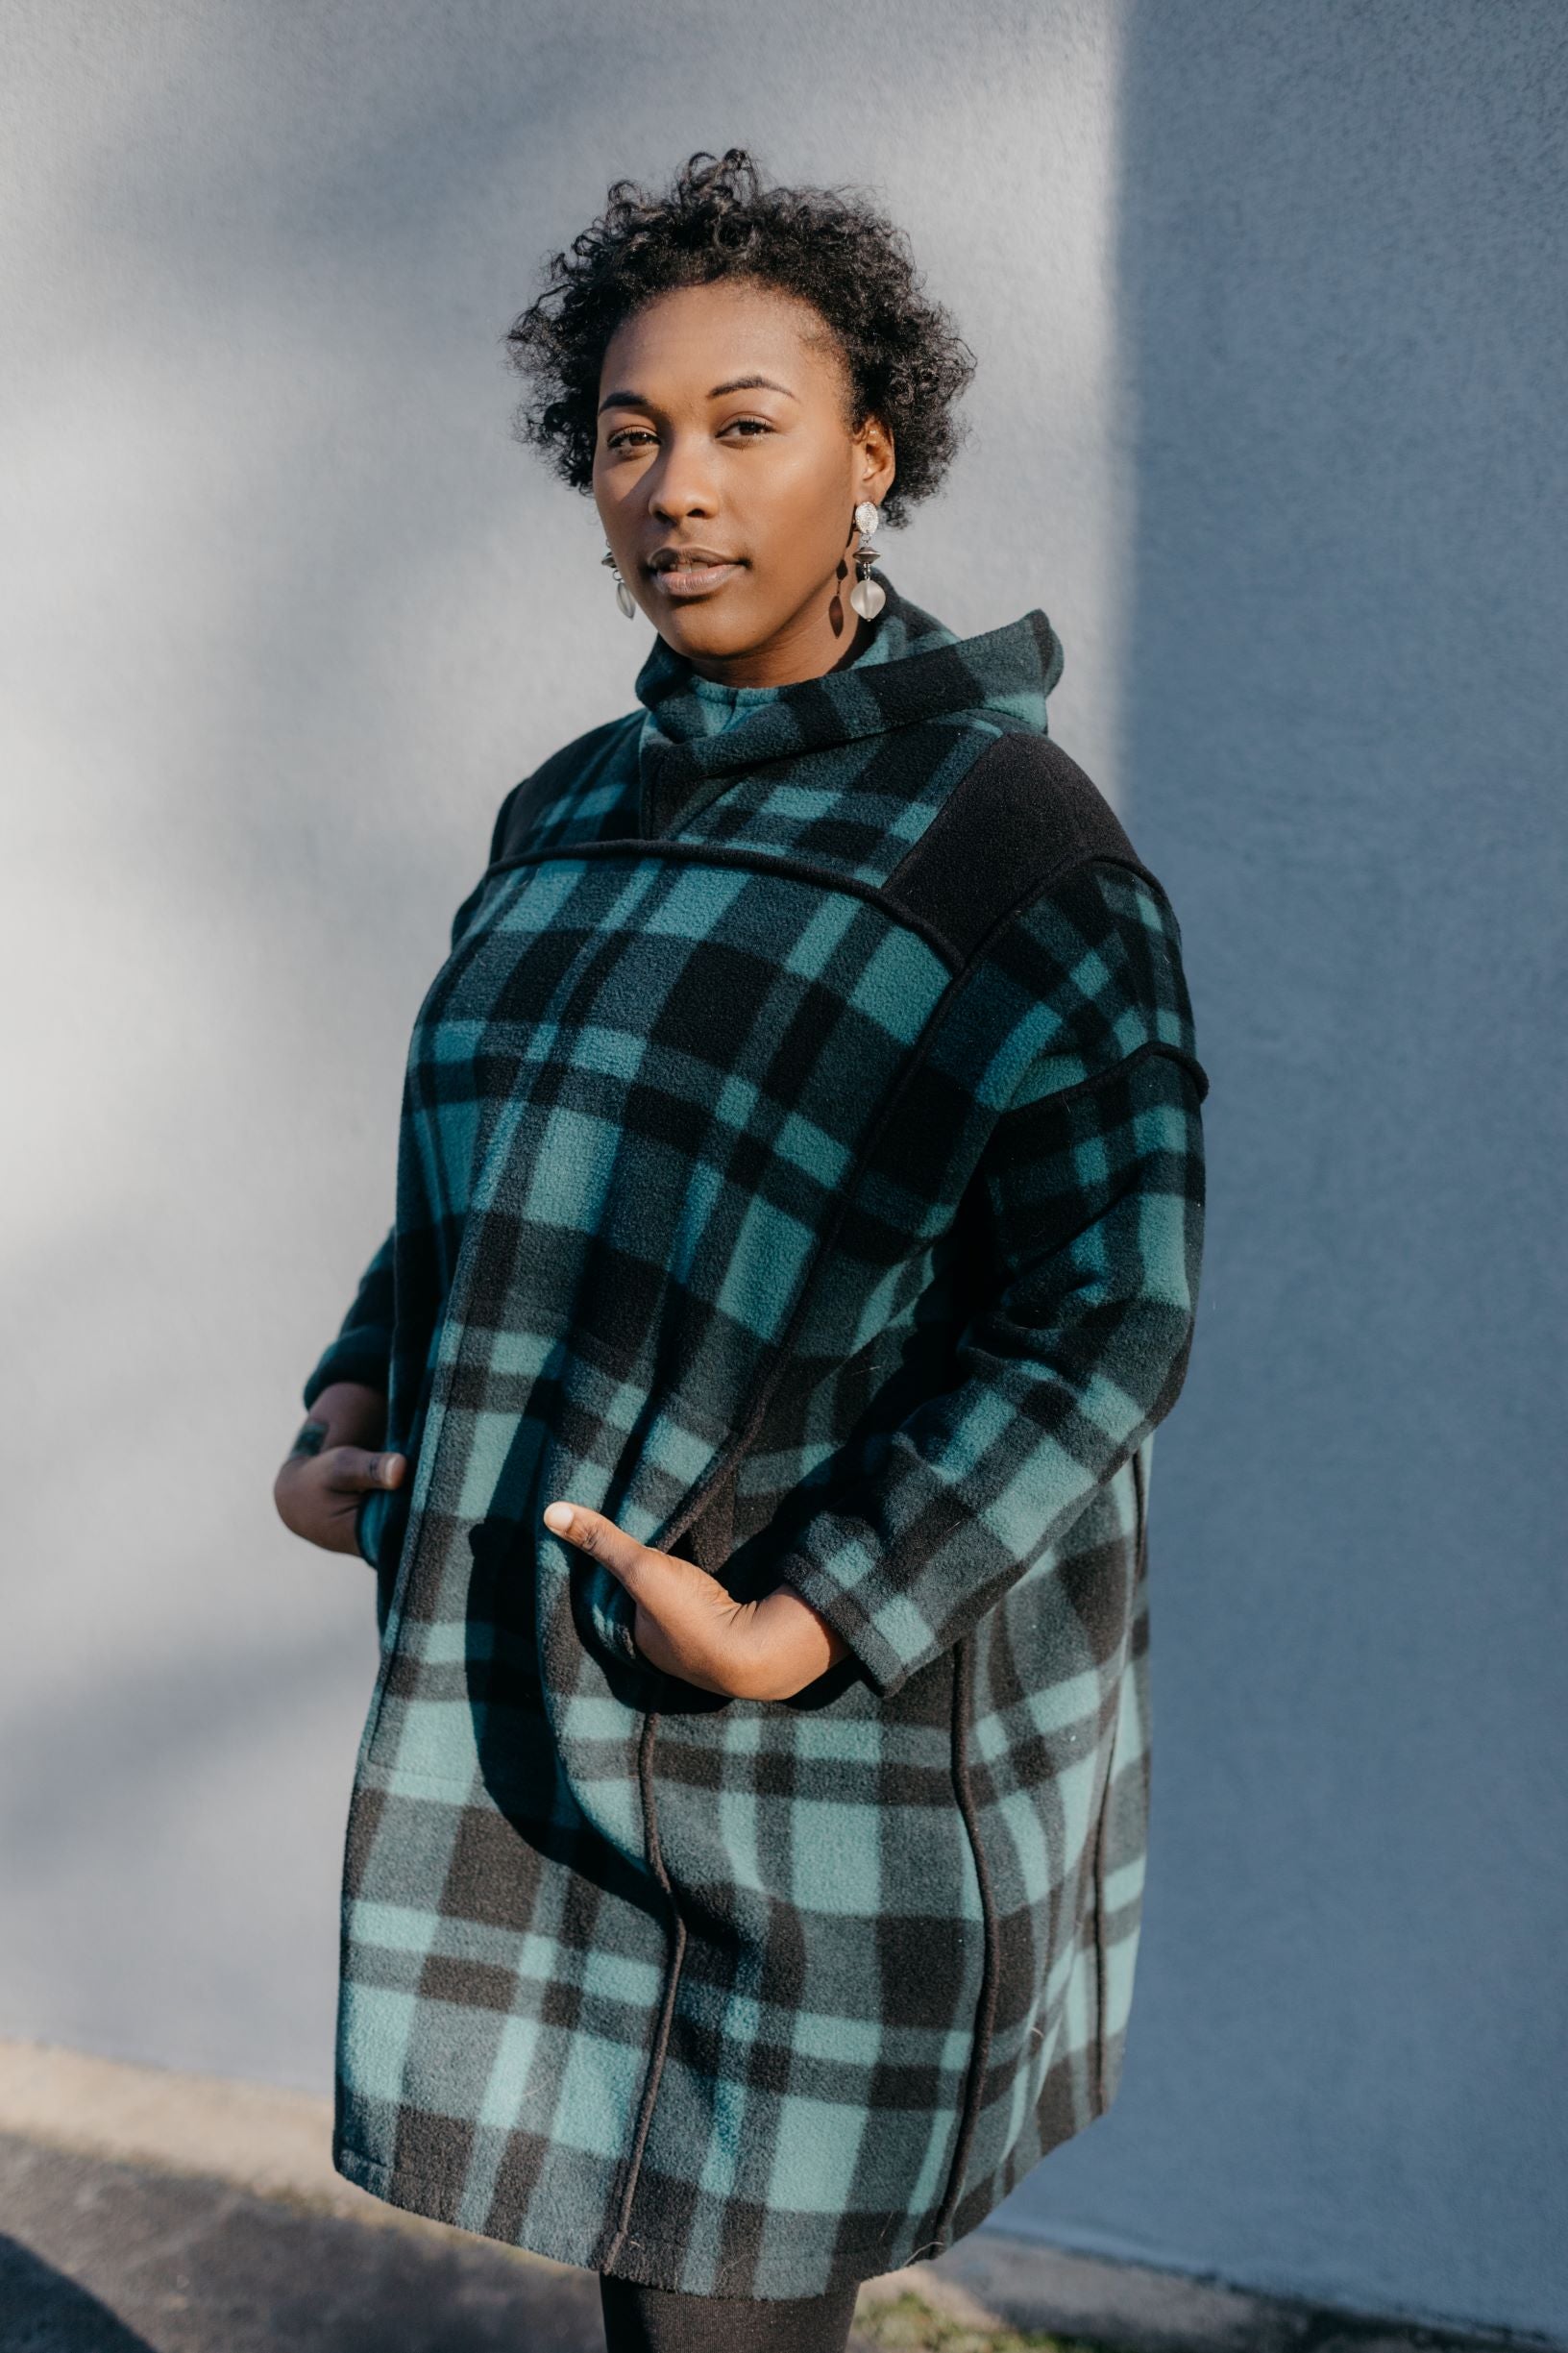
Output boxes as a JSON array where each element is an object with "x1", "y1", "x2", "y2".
[{"x1": 273, "y1": 1380, "x2": 406, "y2": 1555}]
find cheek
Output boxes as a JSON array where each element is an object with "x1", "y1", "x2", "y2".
[
  {"x1": 592, "y1": 458, "x2": 630, "y2": 514},
  {"x1": 746, "y1": 444, "x2": 854, "y2": 568}
]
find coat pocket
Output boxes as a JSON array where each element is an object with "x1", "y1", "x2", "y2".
[{"x1": 555, "y1": 1372, "x2": 742, "y2": 1688}]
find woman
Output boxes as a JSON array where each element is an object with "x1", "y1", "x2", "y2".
[{"x1": 275, "y1": 150, "x2": 1209, "y2": 2353}]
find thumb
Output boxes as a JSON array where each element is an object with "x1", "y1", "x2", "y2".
[
  {"x1": 327, "y1": 1439, "x2": 403, "y2": 1496},
  {"x1": 542, "y1": 1501, "x2": 655, "y2": 1592}
]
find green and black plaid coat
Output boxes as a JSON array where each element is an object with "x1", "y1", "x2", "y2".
[{"x1": 303, "y1": 576, "x2": 1209, "y2": 2300}]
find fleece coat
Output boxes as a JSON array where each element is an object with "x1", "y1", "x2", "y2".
[{"x1": 302, "y1": 574, "x2": 1210, "y2": 2301}]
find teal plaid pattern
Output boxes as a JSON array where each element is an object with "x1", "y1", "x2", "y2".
[{"x1": 304, "y1": 577, "x2": 1208, "y2": 2299}]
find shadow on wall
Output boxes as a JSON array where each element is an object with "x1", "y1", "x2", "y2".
[{"x1": 988, "y1": 1, "x2": 1568, "y2": 2342}]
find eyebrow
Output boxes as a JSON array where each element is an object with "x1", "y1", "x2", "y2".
[{"x1": 597, "y1": 373, "x2": 799, "y2": 415}]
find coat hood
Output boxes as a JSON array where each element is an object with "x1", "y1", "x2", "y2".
[{"x1": 633, "y1": 571, "x2": 1065, "y2": 837}]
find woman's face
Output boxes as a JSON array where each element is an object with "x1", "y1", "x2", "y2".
[{"x1": 592, "y1": 279, "x2": 896, "y2": 688}]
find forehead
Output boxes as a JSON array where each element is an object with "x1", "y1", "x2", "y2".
[{"x1": 599, "y1": 279, "x2": 845, "y2": 402}]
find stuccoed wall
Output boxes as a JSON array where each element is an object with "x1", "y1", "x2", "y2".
[{"x1": 1, "y1": 2, "x2": 1561, "y2": 2337}]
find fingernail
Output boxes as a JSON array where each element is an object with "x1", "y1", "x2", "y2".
[{"x1": 543, "y1": 1501, "x2": 573, "y2": 1534}]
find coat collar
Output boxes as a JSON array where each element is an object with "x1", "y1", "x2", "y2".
[{"x1": 633, "y1": 572, "x2": 1065, "y2": 837}]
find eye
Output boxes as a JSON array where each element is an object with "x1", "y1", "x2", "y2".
[
  {"x1": 605, "y1": 427, "x2": 656, "y2": 452},
  {"x1": 722, "y1": 417, "x2": 774, "y2": 438}
]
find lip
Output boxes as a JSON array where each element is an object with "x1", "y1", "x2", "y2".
[{"x1": 645, "y1": 550, "x2": 746, "y2": 598}]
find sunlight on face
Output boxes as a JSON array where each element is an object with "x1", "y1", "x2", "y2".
[{"x1": 592, "y1": 279, "x2": 895, "y2": 687}]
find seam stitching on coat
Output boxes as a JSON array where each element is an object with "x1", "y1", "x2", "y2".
[
  {"x1": 970, "y1": 844, "x2": 1181, "y2": 944},
  {"x1": 482, "y1": 832, "x2": 1184, "y2": 975},
  {"x1": 599, "y1": 1706, "x2": 687, "y2": 2271},
  {"x1": 1092, "y1": 1449, "x2": 1145, "y2": 2108},
  {"x1": 1005, "y1": 1037, "x2": 1212, "y2": 1113},
  {"x1": 1090, "y1": 1747, "x2": 1112, "y2": 2116},
  {"x1": 480, "y1": 837, "x2": 967, "y2": 971},
  {"x1": 934, "y1": 1635, "x2": 1000, "y2": 2243}
]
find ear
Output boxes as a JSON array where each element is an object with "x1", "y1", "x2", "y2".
[{"x1": 855, "y1": 412, "x2": 897, "y2": 513}]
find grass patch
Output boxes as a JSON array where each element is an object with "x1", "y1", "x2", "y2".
[{"x1": 854, "y1": 2288, "x2": 1119, "y2": 2353}]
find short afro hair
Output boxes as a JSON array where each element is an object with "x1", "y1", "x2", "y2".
[{"x1": 503, "y1": 148, "x2": 975, "y2": 529}]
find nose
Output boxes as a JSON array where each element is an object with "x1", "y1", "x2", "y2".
[{"x1": 647, "y1": 429, "x2": 719, "y2": 524}]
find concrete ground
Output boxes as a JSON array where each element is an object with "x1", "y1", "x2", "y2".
[{"x1": 0, "y1": 2040, "x2": 1544, "y2": 2353}]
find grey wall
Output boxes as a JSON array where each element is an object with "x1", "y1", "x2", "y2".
[{"x1": 1, "y1": 2, "x2": 1562, "y2": 2339}]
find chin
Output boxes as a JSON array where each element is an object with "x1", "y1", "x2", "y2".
[{"x1": 654, "y1": 604, "x2": 764, "y2": 662}]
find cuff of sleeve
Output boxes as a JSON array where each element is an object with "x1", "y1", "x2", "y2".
[
  {"x1": 355, "y1": 1483, "x2": 389, "y2": 1571},
  {"x1": 302, "y1": 1333, "x2": 393, "y2": 1412},
  {"x1": 774, "y1": 1556, "x2": 923, "y2": 1702}
]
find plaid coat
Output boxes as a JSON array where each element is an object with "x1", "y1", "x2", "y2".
[{"x1": 303, "y1": 576, "x2": 1209, "y2": 2300}]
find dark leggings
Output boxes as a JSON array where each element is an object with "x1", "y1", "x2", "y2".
[{"x1": 598, "y1": 2268, "x2": 861, "y2": 2351}]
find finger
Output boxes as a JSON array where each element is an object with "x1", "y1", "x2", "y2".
[
  {"x1": 542, "y1": 1502, "x2": 758, "y2": 1696},
  {"x1": 541, "y1": 1501, "x2": 660, "y2": 1592},
  {"x1": 327, "y1": 1446, "x2": 406, "y2": 1493},
  {"x1": 541, "y1": 1504, "x2": 718, "y2": 1627}
]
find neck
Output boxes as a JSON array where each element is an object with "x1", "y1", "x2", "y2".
[{"x1": 680, "y1": 583, "x2": 874, "y2": 689}]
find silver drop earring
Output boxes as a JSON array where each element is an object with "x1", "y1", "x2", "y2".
[
  {"x1": 849, "y1": 500, "x2": 885, "y2": 621},
  {"x1": 601, "y1": 544, "x2": 637, "y2": 619}
]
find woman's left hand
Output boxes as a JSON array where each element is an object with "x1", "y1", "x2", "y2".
[{"x1": 542, "y1": 1500, "x2": 850, "y2": 1700}]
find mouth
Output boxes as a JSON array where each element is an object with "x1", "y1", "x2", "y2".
[{"x1": 645, "y1": 549, "x2": 746, "y2": 598}]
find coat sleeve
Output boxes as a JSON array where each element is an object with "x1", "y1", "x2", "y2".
[
  {"x1": 301, "y1": 1226, "x2": 398, "y2": 1410},
  {"x1": 773, "y1": 865, "x2": 1209, "y2": 1702},
  {"x1": 299, "y1": 779, "x2": 527, "y2": 1414}
]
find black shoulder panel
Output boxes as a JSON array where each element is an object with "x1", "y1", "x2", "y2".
[
  {"x1": 883, "y1": 729, "x2": 1160, "y2": 963},
  {"x1": 489, "y1": 714, "x2": 637, "y2": 867}
]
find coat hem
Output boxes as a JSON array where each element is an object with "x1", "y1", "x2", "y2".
[{"x1": 331, "y1": 2134, "x2": 954, "y2": 2294}]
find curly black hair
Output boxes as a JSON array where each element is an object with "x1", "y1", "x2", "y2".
[{"x1": 504, "y1": 148, "x2": 975, "y2": 529}]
